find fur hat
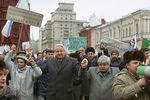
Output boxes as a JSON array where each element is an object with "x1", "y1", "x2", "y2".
[
  {"x1": 17, "y1": 56, "x2": 28, "y2": 63},
  {"x1": 123, "y1": 50, "x2": 144, "y2": 64},
  {"x1": 85, "y1": 47, "x2": 95, "y2": 54},
  {"x1": 111, "y1": 49, "x2": 119, "y2": 55}
]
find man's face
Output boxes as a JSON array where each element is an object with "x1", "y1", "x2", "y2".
[
  {"x1": 99, "y1": 62, "x2": 110, "y2": 72},
  {"x1": 130, "y1": 40, "x2": 135, "y2": 46},
  {"x1": 43, "y1": 51, "x2": 47, "y2": 57},
  {"x1": 37, "y1": 54, "x2": 43, "y2": 59},
  {"x1": 79, "y1": 48, "x2": 85, "y2": 55},
  {"x1": 126, "y1": 60, "x2": 141, "y2": 76},
  {"x1": 0, "y1": 69, "x2": 8, "y2": 88},
  {"x1": 100, "y1": 44, "x2": 105, "y2": 49},
  {"x1": 111, "y1": 53, "x2": 118, "y2": 59},
  {"x1": 17, "y1": 59, "x2": 26, "y2": 68},
  {"x1": 87, "y1": 52, "x2": 94, "y2": 59},
  {"x1": 55, "y1": 46, "x2": 65, "y2": 59},
  {"x1": 144, "y1": 51, "x2": 149, "y2": 59},
  {"x1": 46, "y1": 52, "x2": 54, "y2": 59}
]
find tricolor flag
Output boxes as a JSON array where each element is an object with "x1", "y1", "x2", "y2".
[{"x1": 1, "y1": 0, "x2": 30, "y2": 42}]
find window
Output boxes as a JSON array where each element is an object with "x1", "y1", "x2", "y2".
[
  {"x1": 129, "y1": 27, "x2": 131, "y2": 36},
  {"x1": 123, "y1": 29, "x2": 125, "y2": 37},
  {"x1": 136, "y1": 23, "x2": 139, "y2": 34},
  {"x1": 126, "y1": 28, "x2": 128, "y2": 36}
]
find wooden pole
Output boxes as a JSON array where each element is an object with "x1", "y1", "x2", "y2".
[{"x1": 17, "y1": 22, "x2": 24, "y2": 52}]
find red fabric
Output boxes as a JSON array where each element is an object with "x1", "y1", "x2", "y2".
[
  {"x1": 9, "y1": 34, "x2": 13, "y2": 43},
  {"x1": 1, "y1": 34, "x2": 5, "y2": 43}
]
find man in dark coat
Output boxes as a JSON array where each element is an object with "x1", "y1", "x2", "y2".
[
  {"x1": 41, "y1": 44, "x2": 84, "y2": 100},
  {"x1": 98, "y1": 43, "x2": 109, "y2": 57},
  {"x1": 80, "y1": 47, "x2": 98, "y2": 100}
]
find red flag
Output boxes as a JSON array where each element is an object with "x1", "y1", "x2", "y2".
[
  {"x1": 1, "y1": 34, "x2": 5, "y2": 43},
  {"x1": 9, "y1": 34, "x2": 13, "y2": 43},
  {"x1": 1, "y1": 34, "x2": 13, "y2": 43}
]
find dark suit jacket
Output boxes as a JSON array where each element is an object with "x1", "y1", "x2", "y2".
[{"x1": 42, "y1": 56, "x2": 80, "y2": 100}]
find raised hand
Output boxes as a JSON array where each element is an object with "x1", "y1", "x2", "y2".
[
  {"x1": 29, "y1": 57, "x2": 35, "y2": 66},
  {"x1": 11, "y1": 44, "x2": 16, "y2": 52},
  {"x1": 81, "y1": 58, "x2": 88, "y2": 68}
]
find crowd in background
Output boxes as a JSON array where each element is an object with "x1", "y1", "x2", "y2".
[{"x1": 0, "y1": 41, "x2": 150, "y2": 100}]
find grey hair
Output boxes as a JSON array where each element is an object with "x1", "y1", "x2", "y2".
[{"x1": 97, "y1": 55, "x2": 110, "y2": 65}]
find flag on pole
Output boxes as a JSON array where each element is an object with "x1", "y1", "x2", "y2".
[
  {"x1": 1, "y1": 0, "x2": 30, "y2": 39},
  {"x1": 133, "y1": 34, "x2": 136, "y2": 49},
  {"x1": 142, "y1": 38, "x2": 150, "y2": 50}
]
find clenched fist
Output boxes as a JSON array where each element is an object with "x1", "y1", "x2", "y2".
[
  {"x1": 81, "y1": 58, "x2": 88, "y2": 68},
  {"x1": 29, "y1": 57, "x2": 35, "y2": 66}
]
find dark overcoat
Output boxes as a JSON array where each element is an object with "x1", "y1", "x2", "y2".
[{"x1": 42, "y1": 56, "x2": 80, "y2": 100}]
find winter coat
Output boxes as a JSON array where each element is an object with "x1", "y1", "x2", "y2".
[
  {"x1": 113, "y1": 69, "x2": 150, "y2": 100},
  {"x1": 0, "y1": 86, "x2": 21, "y2": 100},
  {"x1": 110, "y1": 57, "x2": 125, "y2": 70},
  {"x1": 4, "y1": 51, "x2": 42, "y2": 100},
  {"x1": 80, "y1": 55, "x2": 98, "y2": 96},
  {"x1": 79, "y1": 67, "x2": 119, "y2": 100},
  {"x1": 37, "y1": 58, "x2": 49, "y2": 98},
  {"x1": 41, "y1": 56, "x2": 80, "y2": 100}
]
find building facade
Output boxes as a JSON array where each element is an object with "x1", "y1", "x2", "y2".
[
  {"x1": 41, "y1": 2, "x2": 86, "y2": 49},
  {"x1": 0, "y1": 0, "x2": 30, "y2": 46},
  {"x1": 93, "y1": 9, "x2": 150, "y2": 49},
  {"x1": 79, "y1": 19, "x2": 106, "y2": 48}
]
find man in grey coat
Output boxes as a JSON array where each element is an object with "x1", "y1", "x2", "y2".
[
  {"x1": 80, "y1": 55, "x2": 120, "y2": 100},
  {"x1": 42, "y1": 44, "x2": 86, "y2": 100}
]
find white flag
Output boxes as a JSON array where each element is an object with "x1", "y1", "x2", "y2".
[
  {"x1": 1, "y1": 0, "x2": 30, "y2": 38},
  {"x1": 133, "y1": 34, "x2": 136, "y2": 49}
]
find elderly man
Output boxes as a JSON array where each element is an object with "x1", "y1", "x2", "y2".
[
  {"x1": 80, "y1": 55, "x2": 119, "y2": 100},
  {"x1": 41, "y1": 44, "x2": 86, "y2": 100},
  {"x1": 113, "y1": 50, "x2": 150, "y2": 100}
]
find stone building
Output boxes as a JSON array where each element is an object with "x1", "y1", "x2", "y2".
[
  {"x1": 41, "y1": 2, "x2": 86, "y2": 49},
  {"x1": 92, "y1": 8, "x2": 150, "y2": 49}
]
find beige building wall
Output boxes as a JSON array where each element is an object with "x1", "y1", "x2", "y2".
[
  {"x1": 91, "y1": 27, "x2": 101, "y2": 49},
  {"x1": 93, "y1": 9, "x2": 150, "y2": 49}
]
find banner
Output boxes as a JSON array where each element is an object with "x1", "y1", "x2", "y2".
[
  {"x1": 2, "y1": 0, "x2": 30, "y2": 38},
  {"x1": 101, "y1": 37, "x2": 128, "y2": 56},
  {"x1": 142, "y1": 38, "x2": 150, "y2": 50},
  {"x1": 69, "y1": 37, "x2": 87, "y2": 51}
]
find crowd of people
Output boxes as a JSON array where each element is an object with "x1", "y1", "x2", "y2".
[{"x1": 0, "y1": 42, "x2": 150, "y2": 100}]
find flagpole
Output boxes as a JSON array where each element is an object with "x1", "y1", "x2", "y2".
[{"x1": 17, "y1": 20, "x2": 24, "y2": 52}]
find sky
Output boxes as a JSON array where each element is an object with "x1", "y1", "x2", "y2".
[{"x1": 28, "y1": 0, "x2": 150, "y2": 40}]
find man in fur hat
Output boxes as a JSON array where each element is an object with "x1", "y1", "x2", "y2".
[{"x1": 113, "y1": 50, "x2": 150, "y2": 100}]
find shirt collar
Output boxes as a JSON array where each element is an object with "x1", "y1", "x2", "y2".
[{"x1": 96, "y1": 67, "x2": 111, "y2": 74}]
